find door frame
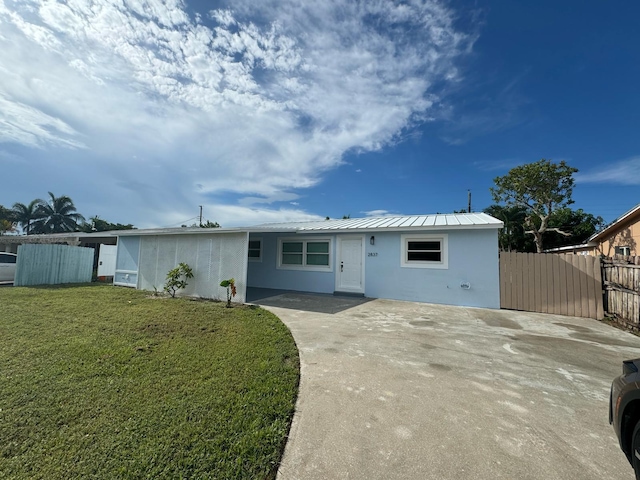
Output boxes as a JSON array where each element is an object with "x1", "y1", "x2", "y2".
[{"x1": 335, "y1": 235, "x2": 365, "y2": 294}]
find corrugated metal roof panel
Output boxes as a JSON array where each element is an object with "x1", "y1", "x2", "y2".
[
  {"x1": 434, "y1": 216, "x2": 447, "y2": 226},
  {"x1": 252, "y1": 213, "x2": 502, "y2": 232},
  {"x1": 408, "y1": 215, "x2": 427, "y2": 227},
  {"x1": 399, "y1": 216, "x2": 419, "y2": 227},
  {"x1": 346, "y1": 218, "x2": 376, "y2": 229},
  {"x1": 456, "y1": 215, "x2": 474, "y2": 225},
  {"x1": 387, "y1": 217, "x2": 407, "y2": 228},
  {"x1": 116, "y1": 213, "x2": 503, "y2": 237},
  {"x1": 378, "y1": 217, "x2": 401, "y2": 228},
  {"x1": 422, "y1": 216, "x2": 436, "y2": 226},
  {"x1": 444, "y1": 215, "x2": 460, "y2": 226},
  {"x1": 366, "y1": 217, "x2": 393, "y2": 228}
]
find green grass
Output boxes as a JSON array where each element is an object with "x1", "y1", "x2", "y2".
[{"x1": 0, "y1": 284, "x2": 300, "y2": 479}]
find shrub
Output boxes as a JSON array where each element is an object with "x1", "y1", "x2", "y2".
[
  {"x1": 220, "y1": 278, "x2": 236, "y2": 307},
  {"x1": 164, "y1": 263, "x2": 194, "y2": 298}
]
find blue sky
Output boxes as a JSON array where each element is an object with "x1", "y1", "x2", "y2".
[{"x1": 0, "y1": 0, "x2": 638, "y2": 229}]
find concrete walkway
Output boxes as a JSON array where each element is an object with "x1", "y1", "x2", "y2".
[{"x1": 262, "y1": 297, "x2": 640, "y2": 480}]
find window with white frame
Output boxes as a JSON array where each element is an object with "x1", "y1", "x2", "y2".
[
  {"x1": 401, "y1": 234, "x2": 448, "y2": 269},
  {"x1": 248, "y1": 239, "x2": 262, "y2": 262},
  {"x1": 278, "y1": 238, "x2": 332, "y2": 271},
  {"x1": 615, "y1": 245, "x2": 631, "y2": 256}
]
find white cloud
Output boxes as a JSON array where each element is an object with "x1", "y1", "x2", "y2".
[
  {"x1": 0, "y1": 95, "x2": 85, "y2": 148},
  {"x1": 362, "y1": 209, "x2": 394, "y2": 217},
  {"x1": 0, "y1": 0, "x2": 469, "y2": 227},
  {"x1": 576, "y1": 157, "x2": 640, "y2": 185}
]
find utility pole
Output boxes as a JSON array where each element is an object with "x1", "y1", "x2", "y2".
[
  {"x1": 467, "y1": 190, "x2": 471, "y2": 213},
  {"x1": 199, "y1": 205, "x2": 203, "y2": 227}
]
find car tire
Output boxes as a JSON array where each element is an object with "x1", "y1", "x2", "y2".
[{"x1": 632, "y1": 421, "x2": 640, "y2": 479}]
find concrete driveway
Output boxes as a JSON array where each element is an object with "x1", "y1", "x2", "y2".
[{"x1": 257, "y1": 295, "x2": 640, "y2": 480}]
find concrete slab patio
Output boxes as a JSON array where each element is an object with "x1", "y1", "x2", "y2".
[
  {"x1": 249, "y1": 288, "x2": 373, "y2": 314},
  {"x1": 260, "y1": 296, "x2": 640, "y2": 480}
]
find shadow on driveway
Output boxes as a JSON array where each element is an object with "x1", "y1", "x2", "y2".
[{"x1": 247, "y1": 287, "x2": 373, "y2": 314}]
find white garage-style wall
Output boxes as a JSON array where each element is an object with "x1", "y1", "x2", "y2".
[
  {"x1": 114, "y1": 236, "x2": 140, "y2": 287},
  {"x1": 116, "y1": 230, "x2": 248, "y2": 303}
]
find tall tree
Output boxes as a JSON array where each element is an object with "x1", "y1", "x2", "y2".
[
  {"x1": 11, "y1": 199, "x2": 44, "y2": 235},
  {"x1": 31, "y1": 192, "x2": 85, "y2": 234},
  {"x1": 491, "y1": 159, "x2": 578, "y2": 253}
]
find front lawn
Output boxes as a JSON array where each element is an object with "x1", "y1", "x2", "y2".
[{"x1": 0, "y1": 285, "x2": 299, "y2": 479}]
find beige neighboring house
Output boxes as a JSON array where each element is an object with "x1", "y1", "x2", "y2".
[{"x1": 546, "y1": 204, "x2": 640, "y2": 257}]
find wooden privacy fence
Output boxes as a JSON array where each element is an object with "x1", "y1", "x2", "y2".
[
  {"x1": 602, "y1": 259, "x2": 640, "y2": 329},
  {"x1": 500, "y1": 252, "x2": 604, "y2": 319}
]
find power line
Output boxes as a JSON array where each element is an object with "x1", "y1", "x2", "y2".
[{"x1": 160, "y1": 216, "x2": 200, "y2": 228}]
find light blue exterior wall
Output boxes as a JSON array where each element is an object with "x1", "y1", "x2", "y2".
[
  {"x1": 115, "y1": 226, "x2": 500, "y2": 308},
  {"x1": 363, "y1": 229, "x2": 500, "y2": 309},
  {"x1": 248, "y1": 228, "x2": 500, "y2": 309},
  {"x1": 248, "y1": 232, "x2": 336, "y2": 294}
]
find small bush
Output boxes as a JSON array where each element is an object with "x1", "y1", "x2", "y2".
[
  {"x1": 220, "y1": 278, "x2": 236, "y2": 307},
  {"x1": 164, "y1": 263, "x2": 194, "y2": 298}
]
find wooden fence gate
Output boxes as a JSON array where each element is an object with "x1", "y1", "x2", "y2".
[
  {"x1": 602, "y1": 260, "x2": 640, "y2": 329},
  {"x1": 500, "y1": 252, "x2": 604, "y2": 319}
]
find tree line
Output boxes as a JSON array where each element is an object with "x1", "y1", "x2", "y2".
[
  {"x1": 0, "y1": 159, "x2": 604, "y2": 252},
  {"x1": 0, "y1": 193, "x2": 220, "y2": 235},
  {"x1": 0, "y1": 192, "x2": 134, "y2": 235}
]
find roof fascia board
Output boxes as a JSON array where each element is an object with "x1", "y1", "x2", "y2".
[
  {"x1": 589, "y1": 204, "x2": 640, "y2": 242},
  {"x1": 117, "y1": 228, "x2": 251, "y2": 237},
  {"x1": 291, "y1": 223, "x2": 503, "y2": 234},
  {"x1": 544, "y1": 241, "x2": 598, "y2": 252}
]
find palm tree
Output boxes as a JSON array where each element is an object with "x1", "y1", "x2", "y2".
[
  {"x1": 31, "y1": 192, "x2": 85, "y2": 234},
  {"x1": 12, "y1": 199, "x2": 45, "y2": 235},
  {"x1": 484, "y1": 204, "x2": 529, "y2": 252}
]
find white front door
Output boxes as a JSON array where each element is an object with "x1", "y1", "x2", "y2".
[
  {"x1": 336, "y1": 236, "x2": 364, "y2": 294},
  {"x1": 97, "y1": 245, "x2": 117, "y2": 277}
]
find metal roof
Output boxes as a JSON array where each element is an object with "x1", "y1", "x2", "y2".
[
  {"x1": 113, "y1": 213, "x2": 502, "y2": 237},
  {"x1": 251, "y1": 213, "x2": 503, "y2": 232}
]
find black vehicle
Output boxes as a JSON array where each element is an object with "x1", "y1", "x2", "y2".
[{"x1": 610, "y1": 359, "x2": 640, "y2": 479}]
